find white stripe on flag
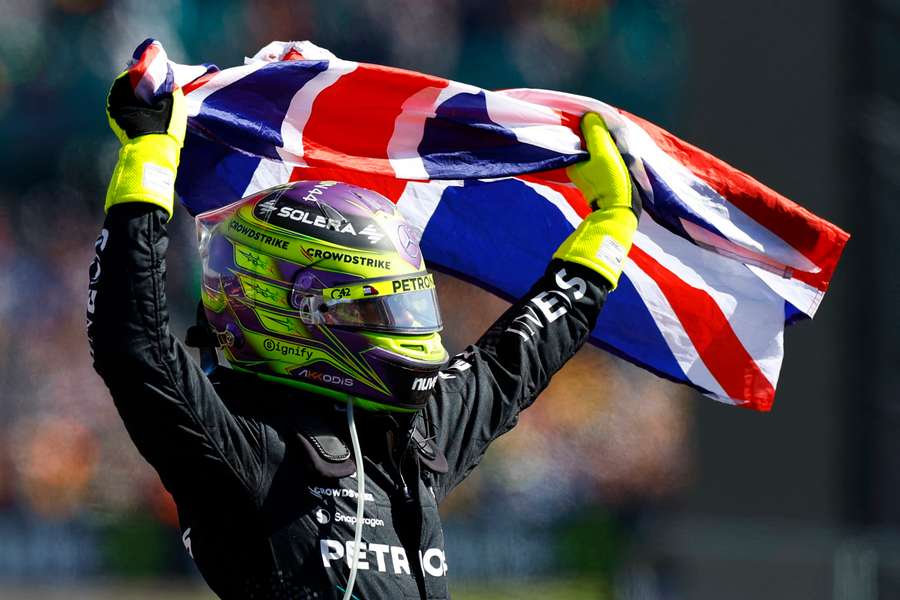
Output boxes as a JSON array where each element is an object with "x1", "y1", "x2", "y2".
[
  {"x1": 500, "y1": 88, "x2": 818, "y2": 277},
  {"x1": 170, "y1": 63, "x2": 212, "y2": 89},
  {"x1": 680, "y1": 218, "x2": 800, "y2": 277},
  {"x1": 484, "y1": 92, "x2": 582, "y2": 155},
  {"x1": 136, "y1": 44, "x2": 169, "y2": 102},
  {"x1": 396, "y1": 180, "x2": 464, "y2": 231},
  {"x1": 609, "y1": 110, "x2": 819, "y2": 275},
  {"x1": 182, "y1": 61, "x2": 269, "y2": 117},
  {"x1": 244, "y1": 159, "x2": 293, "y2": 197},
  {"x1": 748, "y1": 264, "x2": 826, "y2": 318},
  {"x1": 387, "y1": 82, "x2": 480, "y2": 180},
  {"x1": 634, "y1": 215, "x2": 785, "y2": 391},
  {"x1": 276, "y1": 59, "x2": 359, "y2": 166},
  {"x1": 621, "y1": 257, "x2": 733, "y2": 402},
  {"x1": 388, "y1": 86, "x2": 450, "y2": 179}
]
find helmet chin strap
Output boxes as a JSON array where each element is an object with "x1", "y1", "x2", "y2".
[
  {"x1": 185, "y1": 302, "x2": 221, "y2": 375},
  {"x1": 343, "y1": 395, "x2": 366, "y2": 600}
]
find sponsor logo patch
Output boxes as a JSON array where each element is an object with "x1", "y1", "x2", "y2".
[
  {"x1": 333, "y1": 512, "x2": 385, "y2": 528},
  {"x1": 391, "y1": 275, "x2": 433, "y2": 294},
  {"x1": 320, "y1": 539, "x2": 448, "y2": 577},
  {"x1": 275, "y1": 205, "x2": 357, "y2": 235},
  {"x1": 253, "y1": 183, "x2": 394, "y2": 249},
  {"x1": 297, "y1": 368, "x2": 354, "y2": 387},
  {"x1": 263, "y1": 338, "x2": 314, "y2": 361},
  {"x1": 301, "y1": 247, "x2": 392, "y2": 270},
  {"x1": 411, "y1": 375, "x2": 438, "y2": 392},
  {"x1": 308, "y1": 486, "x2": 375, "y2": 503},
  {"x1": 229, "y1": 219, "x2": 289, "y2": 250},
  {"x1": 505, "y1": 268, "x2": 587, "y2": 342}
]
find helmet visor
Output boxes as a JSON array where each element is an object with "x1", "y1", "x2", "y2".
[{"x1": 292, "y1": 273, "x2": 442, "y2": 333}]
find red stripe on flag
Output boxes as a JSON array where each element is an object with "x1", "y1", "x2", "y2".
[
  {"x1": 182, "y1": 72, "x2": 216, "y2": 95},
  {"x1": 523, "y1": 166, "x2": 574, "y2": 184},
  {"x1": 621, "y1": 110, "x2": 849, "y2": 292},
  {"x1": 630, "y1": 245, "x2": 776, "y2": 411},
  {"x1": 301, "y1": 64, "x2": 448, "y2": 175},
  {"x1": 129, "y1": 42, "x2": 160, "y2": 90},
  {"x1": 282, "y1": 48, "x2": 305, "y2": 61}
]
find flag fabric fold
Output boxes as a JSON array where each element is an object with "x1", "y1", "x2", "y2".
[{"x1": 125, "y1": 39, "x2": 849, "y2": 411}]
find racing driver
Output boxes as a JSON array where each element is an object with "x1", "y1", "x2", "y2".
[{"x1": 87, "y1": 70, "x2": 639, "y2": 599}]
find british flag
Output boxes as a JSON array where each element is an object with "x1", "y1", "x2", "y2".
[{"x1": 127, "y1": 38, "x2": 849, "y2": 411}]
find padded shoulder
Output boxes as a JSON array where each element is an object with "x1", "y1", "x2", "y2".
[
  {"x1": 292, "y1": 411, "x2": 357, "y2": 478},
  {"x1": 412, "y1": 425, "x2": 448, "y2": 474}
]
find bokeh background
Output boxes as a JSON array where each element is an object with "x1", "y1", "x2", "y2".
[{"x1": 0, "y1": 0, "x2": 895, "y2": 598}]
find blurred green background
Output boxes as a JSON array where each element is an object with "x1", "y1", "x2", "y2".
[{"x1": 0, "y1": 0, "x2": 896, "y2": 598}]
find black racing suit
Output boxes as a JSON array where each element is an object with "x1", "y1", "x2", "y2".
[{"x1": 87, "y1": 204, "x2": 610, "y2": 599}]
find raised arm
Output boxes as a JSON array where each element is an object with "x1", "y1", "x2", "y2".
[
  {"x1": 87, "y1": 73, "x2": 267, "y2": 505},
  {"x1": 426, "y1": 113, "x2": 641, "y2": 499}
]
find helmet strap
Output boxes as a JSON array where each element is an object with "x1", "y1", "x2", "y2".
[{"x1": 184, "y1": 301, "x2": 221, "y2": 375}]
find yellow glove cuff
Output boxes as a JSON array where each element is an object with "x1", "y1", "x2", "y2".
[
  {"x1": 104, "y1": 133, "x2": 180, "y2": 220},
  {"x1": 552, "y1": 207, "x2": 638, "y2": 290}
]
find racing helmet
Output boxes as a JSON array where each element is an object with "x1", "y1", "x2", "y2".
[{"x1": 195, "y1": 180, "x2": 448, "y2": 412}]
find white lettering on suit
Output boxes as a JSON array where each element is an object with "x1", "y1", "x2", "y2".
[{"x1": 506, "y1": 267, "x2": 587, "y2": 341}]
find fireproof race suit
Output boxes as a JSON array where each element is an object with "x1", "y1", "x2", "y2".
[{"x1": 87, "y1": 203, "x2": 610, "y2": 599}]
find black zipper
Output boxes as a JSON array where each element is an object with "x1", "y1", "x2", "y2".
[{"x1": 387, "y1": 419, "x2": 428, "y2": 599}]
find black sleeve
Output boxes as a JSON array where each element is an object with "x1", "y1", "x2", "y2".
[
  {"x1": 87, "y1": 204, "x2": 268, "y2": 506},
  {"x1": 425, "y1": 261, "x2": 610, "y2": 501}
]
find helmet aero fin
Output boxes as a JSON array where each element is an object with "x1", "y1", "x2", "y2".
[{"x1": 195, "y1": 181, "x2": 448, "y2": 412}]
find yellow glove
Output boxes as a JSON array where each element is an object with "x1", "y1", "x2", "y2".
[
  {"x1": 553, "y1": 112, "x2": 640, "y2": 289},
  {"x1": 105, "y1": 71, "x2": 187, "y2": 220}
]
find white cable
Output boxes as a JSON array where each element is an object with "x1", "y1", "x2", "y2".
[{"x1": 343, "y1": 397, "x2": 366, "y2": 600}]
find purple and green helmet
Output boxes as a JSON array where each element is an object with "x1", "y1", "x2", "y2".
[{"x1": 196, "y1": 180, "x2": 448, "y2": 412}]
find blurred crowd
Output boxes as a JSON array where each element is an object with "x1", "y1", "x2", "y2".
[{"x1": 0, "y1": 0, "x2": 689, "y2": 585}]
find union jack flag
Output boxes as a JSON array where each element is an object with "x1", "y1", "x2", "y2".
[{"x1": 127, "y1": 39, "x2": 849, "y2": 411}]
